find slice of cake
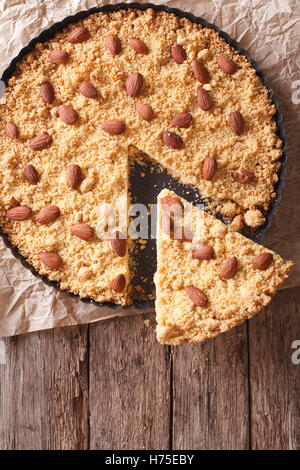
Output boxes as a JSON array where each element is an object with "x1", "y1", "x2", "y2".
[{"x1": 155, "y1": 189, "x2": 293, "y2": 345}]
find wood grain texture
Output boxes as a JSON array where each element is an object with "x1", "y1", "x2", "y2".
[
  {"x1": 89, "y1": 314, "x2": 171, "y2": 450},
  {"x1": 0, "y1": 325, "x2": 88, "y2": 450},
  {"x1": 0, "y1": 287, "x2": 299, "y2": 450},
  {"x1": 172, "y1": 323, "x2": 249, "y2": 450},
  {"x1": 249, "y1": 287, "x2": 300, "y2": 450}
]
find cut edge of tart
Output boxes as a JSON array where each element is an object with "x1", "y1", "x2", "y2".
[{"x1": 155, "y1": 189, "x2": 293, "y2": 345}]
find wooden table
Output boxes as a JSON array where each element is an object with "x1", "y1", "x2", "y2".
[{"x1": 0, "y1": 287, "x2": 299, "y2": 450}]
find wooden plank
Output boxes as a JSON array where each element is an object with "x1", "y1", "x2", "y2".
[
  {"x1": 0, "y1": 325, "x2": 89, "y2": 450},
  {"x1": 172, "y1": 323, "x2": 249, "y2": 450},
  {"x1": 89, "y1": 314, "x2": 171, "y2": 450},
  {"x1": 249, "y1": 286, "x2": 300, "y2": 450}
]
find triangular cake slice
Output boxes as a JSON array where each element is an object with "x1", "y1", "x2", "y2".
[{"x1": 155, "y1": 189, "x2": 293, "y2": 345}]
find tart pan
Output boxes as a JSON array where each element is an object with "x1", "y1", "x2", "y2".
[{"x1": 0, "y1": 2, "x2": 287, "y2": 313}]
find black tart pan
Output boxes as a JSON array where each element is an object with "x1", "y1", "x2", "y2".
[{"x1": 0, "y1": 3, "x2": 287, "y2": 314}]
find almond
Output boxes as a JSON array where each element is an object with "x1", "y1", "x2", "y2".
[
  {"x1": 5, "y1": 122, "x2": 18, "y2": 140},
  {"x1": 171, "y1": 113, "x2": 192, "y2": 129},
  {"x1": 112, "y1": 274, "x2": 126, "y2": 293},
  {"x1": 40, "y1": 82, "x2": 54, "y2": 104},
  {"x1": 39, "y1": 252, "x2": 62, "y2": 270},
  {"x1": 202, "y1": 156, "x2": 217, "y2": 181},
  {"x1": 197, "y1": 88, "x2": 213, "y2": 111},
  {"x1": 67, "y1": 26, "x2": 89, "y2": 44},
  {"x1": 253, "y1": 252, "x2": 273, "y2": 270},
  {"x1": 160, "y1": 212, "x2": 173, "y2": 236},
  {"x1": 67, "y1": 164, "x2": 82, "y2": 189},
  {"x1": 105, "y1": 34, "x2": 121, "y2": 56},
  {"x1": 228, "y1": 111, "x2": 244, "y2": 136},
  {"x1": 173, "y1": 225, "x2": 193, "y2": 242},
  {"x1": 49, "y1": 50, "x2": 69, "y2": 64},
  {"x1": 186, "y1": 286, "x2": 208, "y2": 307},
  {"x1": 6, "y1": 205, "x2": 32, "y2": 221},
  {"x1": 231, "y1": 168, "x2": 254, "y2": 183},
  {"x1": 24, "y1": 164, "x2": 39, "y2": 185},
  {"x1": 220, "y1": 256, "x2": 238, "y2": 279},
  {"x1": 29, "y1": 133, "x2": 53, "y2": 151},
  {"x1": 171, "y1": 44, "x2": 187, "y2": 64},
  {"x1": 129, "y1": 38, "x2": 148, "y2": 54},
  {"x1": 162, "y1": 131, "x2": 183, "y2": 149},
  {"x1": 101, "y1": 120, "x2": 126, "y2": 135},
  {"x1": 135, "y1": 102, "x2": 153, "y2": 121},
  {"x1": 125, "y1": 72, "x2": 143, "y2": 98},
  {"x1": 192, "y1": 60, "x2": 210, "y2": 84},
  {"x1": 79, "y1": 81, "x2": 98, "y2": 99},
  {"x1": 36, "y1": 205, "x2": 60, "y2": 224},
  {"x1": 70, "y1": 223, "x2": 94, "y2": 241},
  {"x1": 110, "y1": 231, "x2": 127, "y2": 257},
  {"x1": 192, "y1": 245, "x2": 214, "y2": 260},
  {"x1": 217, "y1": 55, "x2": 237, "y2": 74},
  {"x1": 58, "y1": 105, "x2": 78, "y2": 125},
  {"x1": 160, "y1": 196, "x2": 184, "y2": 216}
]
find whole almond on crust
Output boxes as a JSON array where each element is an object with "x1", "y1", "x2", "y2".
[
  {"x1": 228, "y1": 111, "x2": 244, "y2": 136},
  {"x1": 29, "y1": 133, "x2": 53, "y2": 151},
  {"x1": 160, "y1": 212, "x2": 173, "y2": 236},
  {"x1": 110, "y1": 231, "x2": 127, "y2": 257},
  {"x1": 253, "y1": 252, "x2": 273, "y2": 270},
  {"x1": 173, "y1": 225, "x2": 193, "y2": 242},
  {"x1": 160, "y1": 196, "x2": 184, "y2": 217},
  {"x1": 202, "y1": 156, "x2": 217, "y2": 181},
  {"x1": 101, "y1": 120, "x2": 126, "y2": 135},
  {"x1": 24, "y1": 164, "x2": 39, "y2": 185},
  {"x1": 36, "y1": 205, "x2": 60, "y2": 224},
  {"x1": 192, "y1": 245, "x2": 214, "y2": 260},
  {"x1": 220, "y1": 256, "x2": 238, "y2": 279},
  {"x1": 112, "y1": 274, "x2": 126, "y2": 293},
  {"x1": 197, "y1": 88, "x2": 213, "y2": 111},
  {"x1": 129, "y1": 38, "x2": 148, "y2": 54},
  {"x1": 40, "y1": 82, "x2": 54, "y2": 104},
  {"x1": 136, "y1": 102, "x2": 153, "y2": 121},
  {"x1": 105, "y1": 34, "x2": 121, "y2": 56},
  {"x1": 171, "y1": 44, "x2": 187, "y2": 64},
  {"x1": 186, "y1": 286, "x2": 208, "y2": 307},
  {"x1": 217, "y1": 55, "x2": 237, "y2": 74},
  {"x1": 79, "y1": 81, "x2": 98, "y2": 99},
  {"x1": 67, "y1": 164, "x2": 82, "y2": 189},
  {"x1": 171, "y1": 113, "x2": 192, "y2": 129},
  {"x1": 162, "y1": 131, "x2": 183, "y2": 149},
  {"x1": 39, "y1": 252, "x2": 62, "y2": 270},
  {"x1": 126, "y1": 72, "x2": 143, "y2": 97},
  {"x1": 49, "y1": 50, "x2": 69, "y2": 64},
  {"x1": 192, "y1": 60, "x2": 210, "y2": 84},
  {"x1": 6, "y1": 206, "x2": 32, "y2": 221},
  {"x1": 67, "y1": 26, "x2": 89, "y2": 44},
  {"x1": 231, "y1": 168, "x2": 254, "y2": 183},
  {"x1": 58, "y1": 105, "x2": 78, "y2": 125},
  {"x1": 70, "y1": 224, "x2": 94, "y2": 241},
  {"x1": 5, "y1": 122, "x2": 18, "y2": 140}
]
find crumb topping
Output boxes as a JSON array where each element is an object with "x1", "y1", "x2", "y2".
[
  {"x1": 0, "y1": 8, "x2": 284, "y2": 304},
  {"x1": 155, "y1": 189, "x2": 293, "y2": 345}
]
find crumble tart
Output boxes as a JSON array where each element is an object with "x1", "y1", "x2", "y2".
[
  {"x1": 155, "y1": 189, "x2": 293, "y2": 345},
  {"x1": 0, "y1": 8, "x2": 283, "y2": 304}
]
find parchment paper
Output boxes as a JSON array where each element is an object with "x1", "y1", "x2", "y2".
[{"x1": 0, "y1": 0, "x2": 299, "y2": 337}]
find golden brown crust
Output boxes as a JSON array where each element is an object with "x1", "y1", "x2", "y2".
[
  {"x1": 155, "y1": 189, "x2": 293, "y2": 345},
  {"x1": 0, "y1": 8, "x2": 283, "y2": 303}
]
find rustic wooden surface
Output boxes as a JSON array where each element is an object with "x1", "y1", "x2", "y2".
[{"x1": 0, "y1": 287, "x2": 299, "y2": 450}]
